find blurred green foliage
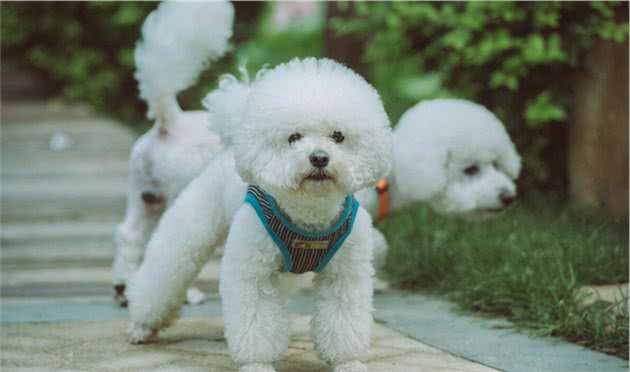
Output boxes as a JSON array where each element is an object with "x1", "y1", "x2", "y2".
[
  {"x1": 330, "y1": 2, "x2": 628, "y2": 190},
  {"x1": 232, "y1": 3, "x2": 324, "y2": 73},
  {"x1": 2, "y1": 2, "x2": 156, "y2": 126},
  {"x1": 3, "y1": 2, "x2": 628, "y2": 191},
  {"x1": 1, "y1": 2, "x2": 262, "y2": 130}
]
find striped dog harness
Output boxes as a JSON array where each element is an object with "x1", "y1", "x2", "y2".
[{"x1": 245, "y1": 185, "x2": 359, "y2": 274}]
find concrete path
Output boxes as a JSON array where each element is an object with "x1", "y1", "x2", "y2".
[
  {"x1": 0, "y1": 101, "x2": 498, "y2": 372},
  {"x1": 1, "y1": 101, "x2": 626, "y2": 372}
]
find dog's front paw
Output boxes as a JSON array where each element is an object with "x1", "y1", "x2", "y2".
[
  {"x1": 240, "y1": 363, "x2": 276, "y2": 372},
  {"x1": 333, "y1": 360, "x2": 367, "y2": 372},
  {"x1": 127, "y1": 322, "x2": 157, "y2": 344}
]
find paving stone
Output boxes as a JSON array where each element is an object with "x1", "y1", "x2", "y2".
[
  {"x1": 0, "y1": 316, "x2": 498, "y2": 372},
  {"x1": 1, "y1": 177, "x2": 128, "y2": 200},
  {"x1": 374, "y1": 292, "x2": 629, "y2": 372},
  {"x1": 1, "y1": 221, "x2": 118, "y2": 242},
  {"x1": 0, "y1": 161, "x2": 128, "y2": 178},
  {"x1": 2, "y1": 241, "x2": 115, "y2": 264}
]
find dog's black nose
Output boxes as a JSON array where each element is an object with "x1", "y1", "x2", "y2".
[
  {"x1": 309, "y1": 150, "x2": 329, "y2": 168},
  {"x1": 499, "y1": 189, "x2": 516, "y2": 206}
]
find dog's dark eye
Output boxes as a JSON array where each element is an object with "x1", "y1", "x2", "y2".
[
  {"x1": 331, "y1": 131, "x2": 344, "y2": 143},
  {"x1": 288, "y1": 133, "x2": 302, "y2": 144},
  {"x1": 464, "y1": 165, "x2": 480, "y2": 176}
]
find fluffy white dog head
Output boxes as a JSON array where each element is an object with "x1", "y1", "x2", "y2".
[
  {"x1": 209, "y1": 58, "x2": 392, "y2": 199},
  {"x1": 392, "y1": 99, "x2": 521, "y2": 219}
]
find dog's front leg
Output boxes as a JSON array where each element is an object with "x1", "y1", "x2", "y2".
[
  {"x1": 220, "y1": 209, "x2": 290, "y2": 372},
  {"x1": 311, "y1": 222, "x2": 374, "y2": 371},
  {"x1": 221, "y1": 270, "x2": 288, "y2": 372}
]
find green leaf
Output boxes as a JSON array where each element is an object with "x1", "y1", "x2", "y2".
[
  {"x1": 489, "y1": 71, "x2": 519, "y2": 91},
  {"x1": 523, "y1": 34, "x2": 546, "y2": 63},
  {"x1": 395, "y1": 73, "x2": 444, "y2": 100},
  {"x1": 524, "y1": 91, "x2": 567, "y2": 127}
]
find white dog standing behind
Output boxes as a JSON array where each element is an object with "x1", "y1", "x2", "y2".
[
  {"x1": 112, "y1": 1, "x2": 233, "y2": 306},
  {"x1": 128, "y1": 58, "x2": 392, "y2": 372}
]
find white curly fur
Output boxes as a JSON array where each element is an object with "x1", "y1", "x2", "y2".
[
  {"x1": 112, "y1": 1, "x2": 233, "y2": 306},
  {"x1": 127, "y1": 58, "x2": 392, "y2": 372},
  {"x1": 203, "y1": 69, "x2": 252, "y2": 147},
  {"x1": 135, "y1": 1, "x2": 234, "y2": 119},
  {"x1": 357, "y1": 98, "x2": 521, "y2": 221}
]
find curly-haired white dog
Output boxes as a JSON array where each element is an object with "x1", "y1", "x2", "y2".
[
  {"x1": 358, "y1": 98, "x2": 521, "y2": 267},
  {"x1": 127, "y1": 58, "x2": 392, "y2": 372},
  {"x1": 360, "y1": 98, "x2": 520, "y2": 219},
  {"x1": 112, "y1": 1, "x2": 233, "y2": 306}
]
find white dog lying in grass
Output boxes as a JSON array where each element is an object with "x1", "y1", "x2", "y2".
[
  {"x1": 359, "y1": 98, "x2": 521, "y2": 268},
  {"x1": 128, "y1": 58, "x2": 392, "y2": 372},
  {"x1": 112, "y1": 1, "x2": 233, "y2": 306},
  {"x1": 359, "y1": 98, "x2": 520, "y2": 219}
]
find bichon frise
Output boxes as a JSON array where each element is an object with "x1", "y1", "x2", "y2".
[
  {"x1": 111, "y1": 1, "x2": 233, "y2": 306},
  {"x1": 359, "y1": 99, "x2": 521, "y2": 269},
  {"x1": 358, "y1": 98, "x2": 521, "y2": 220},
  {"x1": 127, "y1": 58, "x2": 392, "y2": 372}
]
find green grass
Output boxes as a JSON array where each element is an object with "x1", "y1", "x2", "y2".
[{"x1": 378, "y1": 196, "x2": 629, "y2": 359}]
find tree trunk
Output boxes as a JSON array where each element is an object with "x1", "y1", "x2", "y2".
[
  {"x1": 324, "y1": 3, "x2": 369, "y2": 79},
  {"x1": 569, "y1": 38, "x2": 629, "y2": 217}
]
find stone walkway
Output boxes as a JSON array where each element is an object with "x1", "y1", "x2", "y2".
[{"x1": 0, "y1": 101, "x2": 497, "y2": 372}]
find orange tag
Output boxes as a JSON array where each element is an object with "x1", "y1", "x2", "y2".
[{"x1": 375, "y1": 178, "x2": 389, "y2": 220}]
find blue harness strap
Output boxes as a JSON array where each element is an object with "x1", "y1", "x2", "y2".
[{"x1": 244, "y1": 185, "x2": 359, "y2": 274}]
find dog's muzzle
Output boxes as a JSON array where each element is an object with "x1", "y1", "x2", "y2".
[{"x1": 499, "y1": 189, "x2": 516, "y2": 206}]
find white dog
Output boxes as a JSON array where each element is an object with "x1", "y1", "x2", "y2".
[
  {"x1": 112, "y1": 1, "x2": 234, "y2": 306},
  {"x1": 357, "y1": 98, "x2": 521, "y2": 268},
  {"x1": 360, "y1": 98, "x2": 520, "y2": 219},
  {"x1": 127, "y1": 58, "x2": 392, "y2": 372}
]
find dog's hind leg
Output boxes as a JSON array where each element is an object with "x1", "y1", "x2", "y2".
[
  {"x1": 112, "y1": 188, "x2": 163, "y2": 307},
  {"x1": 126, "y1": 163, "x2": 233, "y2": 343}
]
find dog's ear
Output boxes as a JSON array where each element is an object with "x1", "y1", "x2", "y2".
[
  {"x1": 392, "y1": 143, "x2": 449, "y2": 203},
  {"x1": 203, "y1": 73, "x2": 251, "y2": 147},
  {"x1": 498, "y1": 141, "x2": 521, "y2": 180}
]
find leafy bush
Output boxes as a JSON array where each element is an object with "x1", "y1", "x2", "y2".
[{"x1": 330, "y1": 2, "x2": 628, "y2": 190}]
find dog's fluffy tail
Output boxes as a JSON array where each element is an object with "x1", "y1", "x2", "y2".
[
  {"x1": 135, "y1": 1, "x2": 234, "y2": 130},
  {"x1": 203, "y1": 67, "x2": 252, "y2": 147}
]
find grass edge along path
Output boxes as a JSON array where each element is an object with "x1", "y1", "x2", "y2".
[{"x1": 379, "y1": 196, "x2": 629, "y2": 359}]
